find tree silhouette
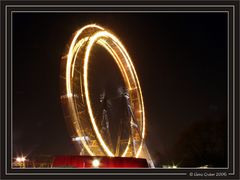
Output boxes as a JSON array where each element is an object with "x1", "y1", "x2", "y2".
[{"x1": 170, "y1": 118, "x2": 227, "y2": 167}]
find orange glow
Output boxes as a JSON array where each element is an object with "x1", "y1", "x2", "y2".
[{"x1": 64, "y1": 24, "x2": 145, "y2": 158}]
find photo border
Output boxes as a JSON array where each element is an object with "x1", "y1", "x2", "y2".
[{"x1": 1, "y1": 0, "x2": 239, "y2": 179}]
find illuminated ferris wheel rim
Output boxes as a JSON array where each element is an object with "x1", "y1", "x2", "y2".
[{"x1": 66, "y1": 24, "x2": 145, "y2": 158}]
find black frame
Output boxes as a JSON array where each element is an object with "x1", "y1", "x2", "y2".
[{"x1": 0, "y1": 0, "x2": 239, "y2": 179}]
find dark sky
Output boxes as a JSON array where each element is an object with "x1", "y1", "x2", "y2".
[{"x1": 13, "y1": 13, "x2": 228, "y2": 167}]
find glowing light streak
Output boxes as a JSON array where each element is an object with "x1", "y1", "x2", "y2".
[
  {"x1": 121, "y1": 138, "x2": 131, "y2": 157},
  {"x1": 84, "y1": 31, "x2": 115, "y2": 157},
  {"x1": 71, "y1": 37, "x2": 88, "y2": 77},
  {"x1": 66, "y1": 24, "x2": 103, "y2": 156},
  {"x1": 65, "y1": 24, "x2": 145, "y2": 158}
]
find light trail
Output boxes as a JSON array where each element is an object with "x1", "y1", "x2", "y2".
[{"x1": 64, "y1": 24, "x2": 145, "y2": 158}]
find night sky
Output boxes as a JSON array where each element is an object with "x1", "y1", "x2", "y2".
[{"x1": 13, "y1": 13, "x2": 227, "y2": 167}]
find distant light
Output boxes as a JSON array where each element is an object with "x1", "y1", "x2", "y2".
[
  {"x1": 72, "y1": 137, "x2": 81, "y2": 141},
  {"x1": 16, "y1": 156, "x2": 26, "y2": 162},
  {"x1": 200, "y1": 165, "x2": 208, "y2": 169},
  {"x1": 16, "y1": 157, "x2": 21, "y2": 162},
  {"x1": 92, "y1": 159, "x2": 100, "y2": 167},
  {"x1": 72, "y1": 136, "x2": 90, "y2": 142},
  {"x1": 162, "y1": 164, "x2": 178, "y2": 168}
]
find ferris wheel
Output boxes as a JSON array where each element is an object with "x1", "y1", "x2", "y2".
[{"x1": 60, "y1": 24, "x2": 154, "y2": 167}]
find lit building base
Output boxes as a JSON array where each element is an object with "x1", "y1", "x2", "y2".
[{"x1": 52, "y1": 155, "x2": 149, "y2": 168}]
